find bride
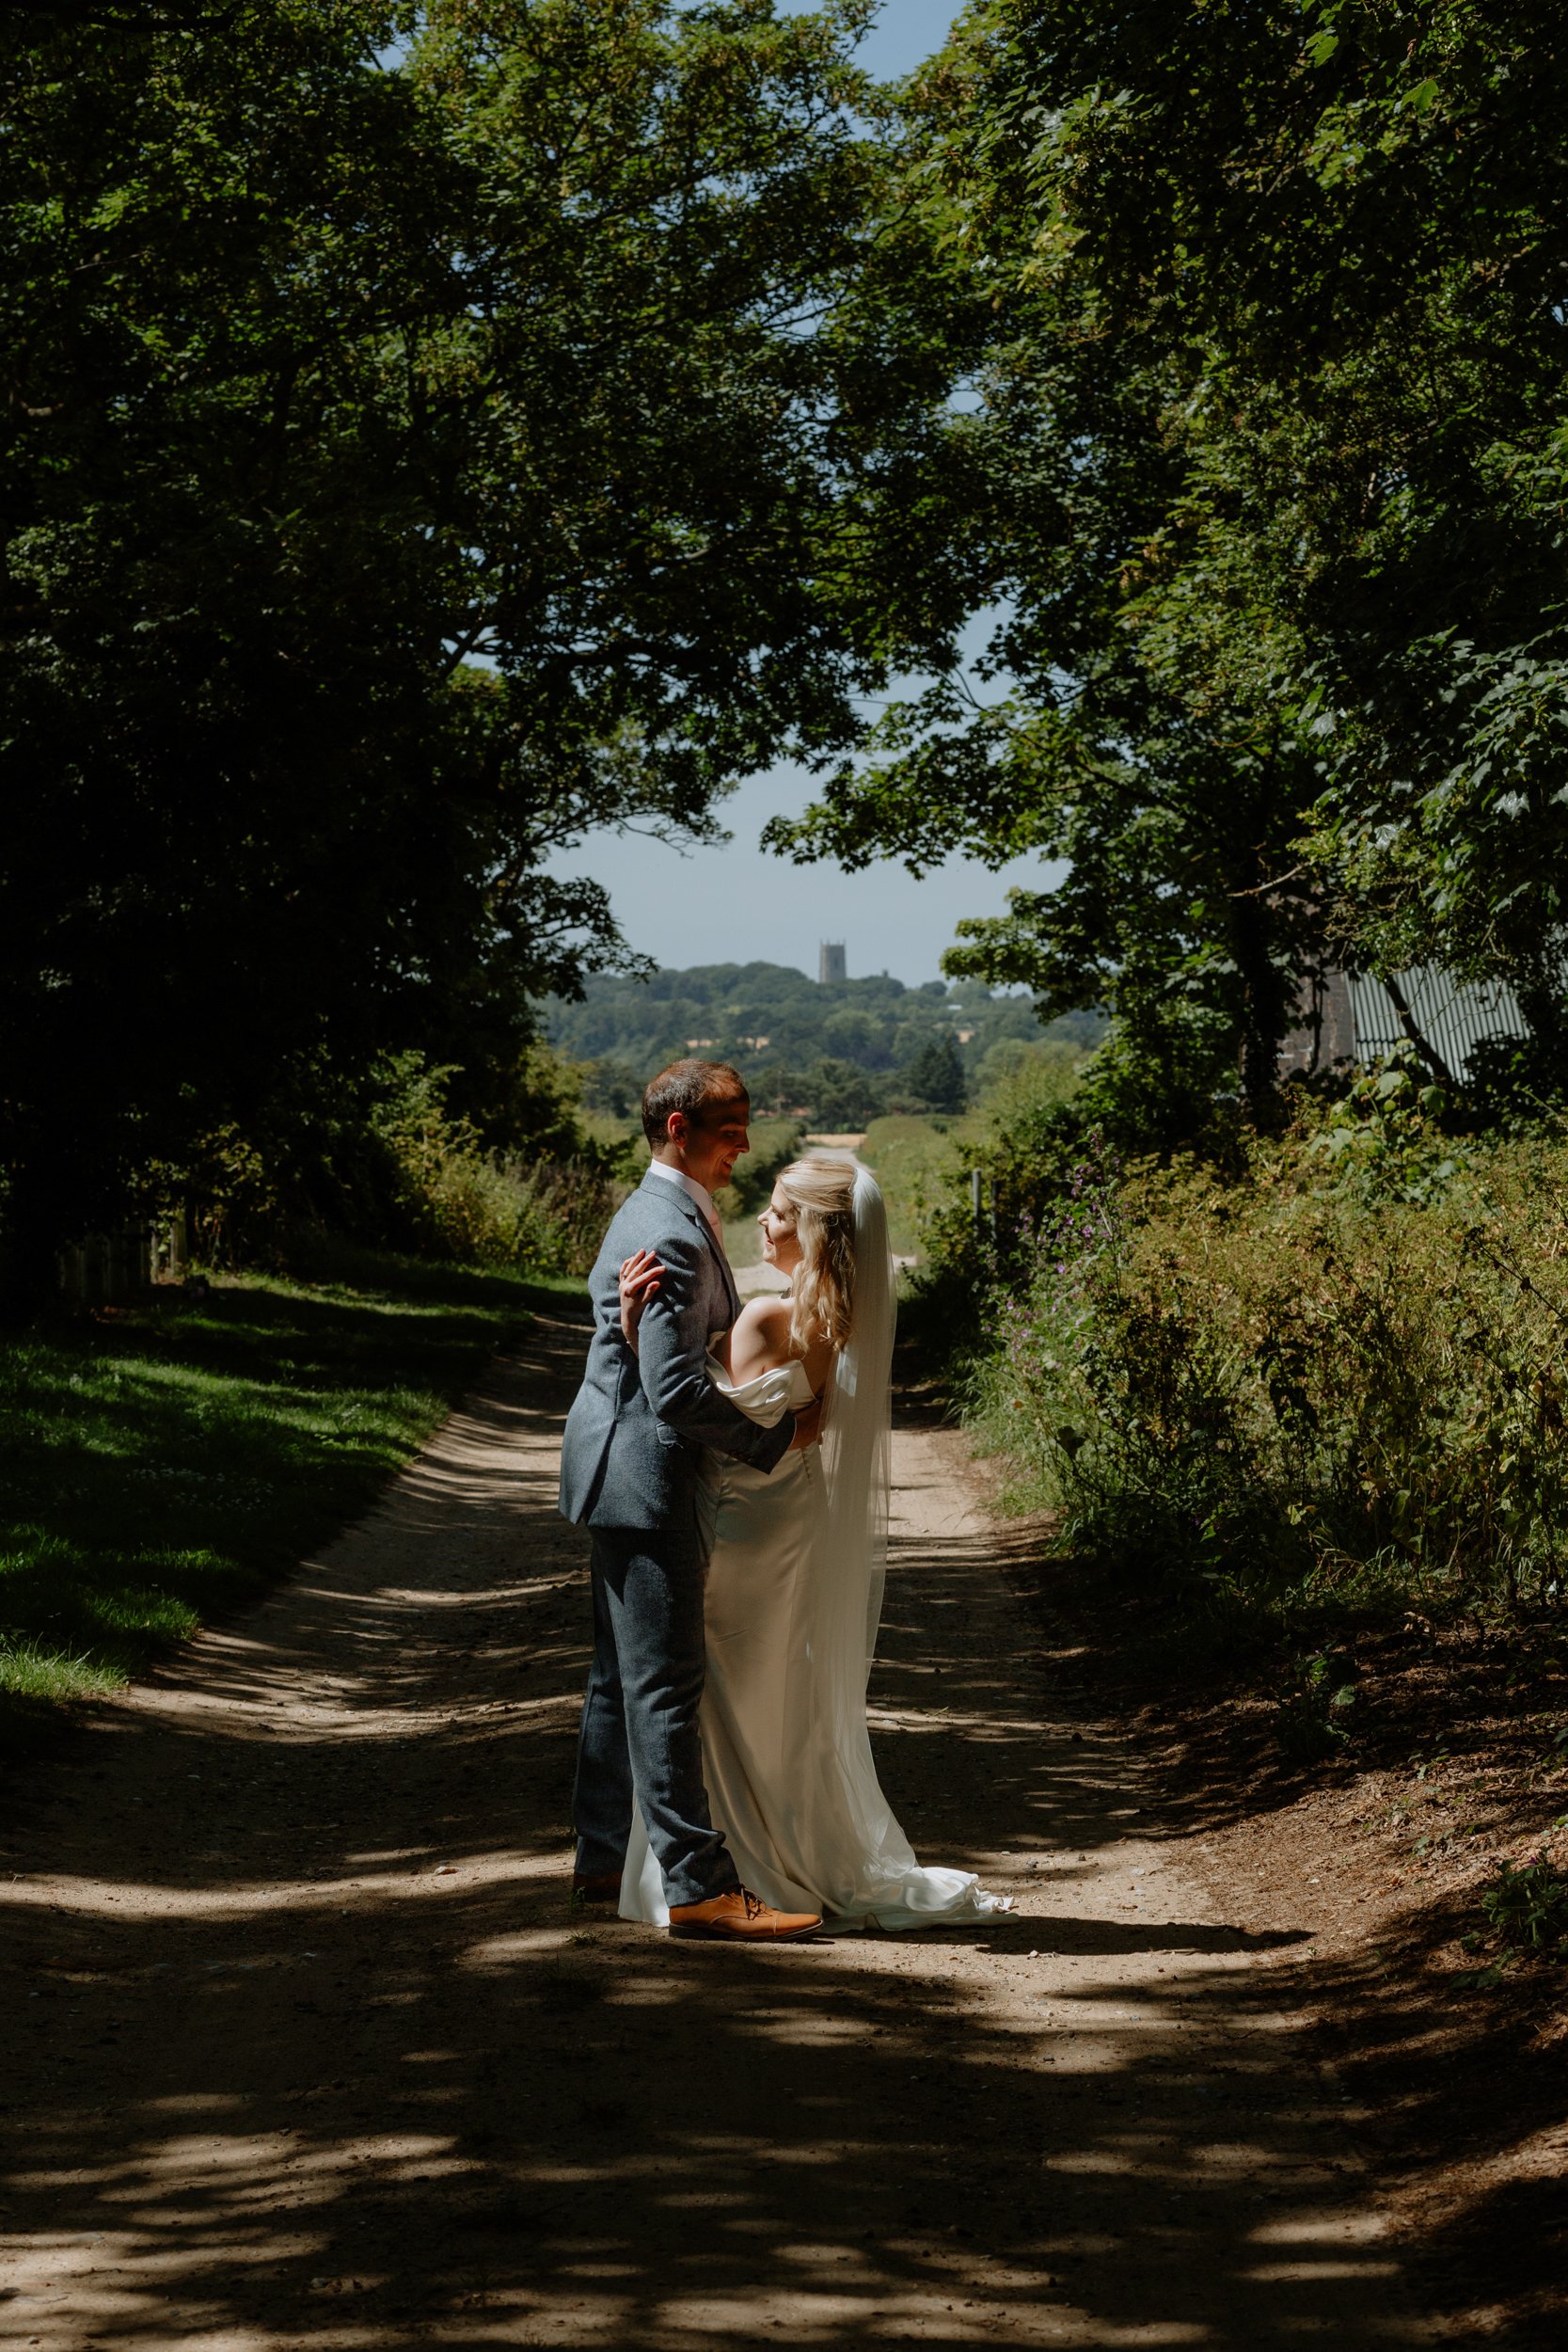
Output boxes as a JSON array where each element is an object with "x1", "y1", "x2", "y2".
[{"x1": 614, "y1": 1154, "x2": 1009, "y2": 1931}]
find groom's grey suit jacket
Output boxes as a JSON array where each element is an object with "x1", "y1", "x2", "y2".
[{"x1": 559, "y1": 1170, "x2": 795, "y2": 1532}]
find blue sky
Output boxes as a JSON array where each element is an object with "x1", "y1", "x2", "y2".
[
  {"x1": 854, "y1": 0, "x2": 966, "y2": 77},
  {"x1": 542, "y1": 3, "x2": 1062, "y2": 989}
]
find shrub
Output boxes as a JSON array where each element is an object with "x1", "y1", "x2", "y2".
[
  {"x1": 948, "y1": 1103, "x2": 1568, "y2": 1629},
  {"x1": 1479, "y1": 1856, "x2": 1568, "y2": 1958},
  {"x1": 1275, "y1": 1654, "x2": 1358, "y2": 1762},
  {"x1": 370, "y1": 1054, "x2": 617, "y2": 1276}
]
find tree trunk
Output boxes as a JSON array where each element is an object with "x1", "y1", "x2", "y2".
[
  {"x1": 1381, "y1": 973, "x2": 1458, "y2": 1089},
  {"x1": 0, "y1": 1157, "x2": 80, "y2": 1323},
  {"x1": 1229, "y1": 860, "x2": 1291, "y2": 1125}
]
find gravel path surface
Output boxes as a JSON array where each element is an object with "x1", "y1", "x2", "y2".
[{"x1": 1, "y1": 1307, "x2": 1441, "y2": 2347}]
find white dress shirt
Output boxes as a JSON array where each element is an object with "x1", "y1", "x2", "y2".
[{"x1": 646, "y1": 1157, "x2": 725, "y2": 1251}]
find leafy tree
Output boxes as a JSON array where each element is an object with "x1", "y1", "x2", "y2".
[
  {"x1": 768, "y1": 0, "x2": 1568, "y2": 1134},
  {"x1": 757, "y1": 7, "x2": 1324, "y2": 1131},
  {"x1": 985, "y1": 0, "x2": 1568, "y2": 1070},
  {"x1": 0, "y1": 0, "x2": 889, "y2": 1296},
  {"x1": 545, "y1": 957, "x2": 1079, "y2": 1104},
  {"x1": 578, "y1": 1057, "x2": 645, "y2": 1120},
  {"x1": 903, "y1": 1029, "x2": 967, "y2": 1115},
  {"x1": 804, "y1": 1057, "x2": 886, "y2": 1130}
]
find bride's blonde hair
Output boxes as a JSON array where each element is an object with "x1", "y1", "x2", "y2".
[{"x1": 777, "y1": 1155, "x2": 857, "y2": 1357}]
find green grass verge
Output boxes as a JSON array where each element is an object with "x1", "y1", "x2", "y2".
[
  {"x1": 721, "y1": 1216, "x2": 765, "y2": 1268},
  {"x1": 859, "y1": 1114, "x2": 972, "y2": 1257},
  {"x1": 0, "y1": 1251, "x2": 578, "y2": 1752}
]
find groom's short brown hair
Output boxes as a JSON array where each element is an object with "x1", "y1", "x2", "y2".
[{"x1": 641, "y1": 1059, "x2": 749, "y2": 1147}]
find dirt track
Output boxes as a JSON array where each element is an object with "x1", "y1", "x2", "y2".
[{"x1": 1, "y1": 1306, "x2": 1441, "y2": 2346}]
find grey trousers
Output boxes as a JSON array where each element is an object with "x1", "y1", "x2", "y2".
[{"x1": 571, "y1": 1523, "x2": 740, "y2": 1909}]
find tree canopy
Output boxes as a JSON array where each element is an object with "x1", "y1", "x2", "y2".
[
  {"x1": 11, "y1": 0, "x2": 1568, "y2": 1279},
  {"x1": 0, "y1": 0, "x2": 903, "y2": 1283},
  {"x1": 767, "y1": 0, "x2": 1568, "y2": 1136}
]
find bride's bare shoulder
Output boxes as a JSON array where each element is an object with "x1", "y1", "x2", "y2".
[{"x1": 728, "y1": 1295, "x2": 794, "y2": 1380}]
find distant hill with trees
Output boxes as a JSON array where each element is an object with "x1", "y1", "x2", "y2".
[{"x1": 545, "y1": 962, "x2": 1104, "y2": 1124}]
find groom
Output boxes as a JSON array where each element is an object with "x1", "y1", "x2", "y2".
[{"x1": 559, "y1": 1059, "x2": 823, "y2": 1941}]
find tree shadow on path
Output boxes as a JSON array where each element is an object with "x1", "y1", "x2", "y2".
[{"x1": 0, "y1": 1311, "x2": 1435, "y2": 2348}]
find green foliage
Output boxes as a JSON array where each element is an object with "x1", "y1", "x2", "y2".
[
  {"x1": 919, "y1": 1056, "x2": 1098, "y2": 1278},
  {"x1": 0, "y1": 0, "x2": 899, "y2": 1289},
  {"x1": 716, "y1": 1119, "x2": 810, "y2": 1221},
  {"x1": 975, "y1": 1035, "x2": 1083, "y2": 1100},
  {"x1": 903, "y1": 1029, "x2": 968, "y2": 1114},
  {"x1": 763, "y1": 5, "x2": 1335, "y2": 1123},
  {"x1": 1478, "y1": 1856, "x2": 1568, "y2": 1960},
  {"x1": 806, "y1": 1058, "x2": 890, "y2": 1128},
  {"x1": 860, "y1": 1048, "x2": 1090, "y2": 1264},
  {"x1": 977, "y1": 1039, "x2": 1086, "y2": 1114},
  {"x1": 858, "y1": 1114, "x2": 965, "y2": 1258},
  {"x1": 1306, "y1": 1044, "x2": 1466, "y2": 1204},
  {"x1": 941, "y1": 1120, "x2": 1568, "y2": 1632},
  {"x1": 549, "y1": 958, "x2": 1100, "y2": 1127},
  {"x1": 578, "y1": 1059, "x2": 647, "y2": 1120},
  {"x1": 368, "y1": 1054, "x2": 621, "y2": 1277},
  {"x1": 766, "y1": 0, "x2": 1568, "y2": 1138},
  {"x1": 0, "y1": 1253, "x2": 538, "y2": 1745},
  {"x1": 1069, "y1": 1010, "x2": 1245, "y2": 1160},
  {"x1": 1275, "y1": 1654, "x2": 1358, "y2": 1763}
]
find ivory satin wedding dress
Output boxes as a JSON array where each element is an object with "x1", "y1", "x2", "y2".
[{"x1": 620, "y1": 1171, "x2": 1009, "y2": 1931}]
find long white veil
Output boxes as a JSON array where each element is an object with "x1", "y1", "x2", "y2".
[
  {"x1": 787, "y1": 1164, "x2": 1001, "y2": 1922},
  {"x1": 819, "y1": 1163, "x2": 895, "y2": 1703}
]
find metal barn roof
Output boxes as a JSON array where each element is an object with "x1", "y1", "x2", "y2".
[
  {"x1": 1347, "y1": 967, "x2": 1528, "y2": 1085},
  {"x1": 1278, "y1": 966, "x2": 1531, "y2": 1084}
]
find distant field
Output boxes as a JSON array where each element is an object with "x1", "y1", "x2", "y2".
[
  {"x1": 591, "y1": 1058, "x2": 1085, "y2": 1270},
  {"x1": 578, "y1": 1110, "x2": 642, "y2": 1159},
  {"x1": 722, "y1": 1215, "x2": 765, "y2": 1267},
  {"x1": 858, "y1": 1114, "x2": 970, "y2": 1257}
]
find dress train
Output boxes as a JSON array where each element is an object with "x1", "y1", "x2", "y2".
[{"x1": 619, "y1": 1357, "x2": 1011, "y2": 1931}]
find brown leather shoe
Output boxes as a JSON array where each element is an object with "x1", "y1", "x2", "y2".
[
  {"x1": 668, "y1": 1888, "x2": 821, "y2": 1942},
  {"x1": 570, "y1": 1870, "x2": 623, "y2": 1906}
]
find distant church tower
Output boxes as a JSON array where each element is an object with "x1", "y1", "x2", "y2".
[{"x1": 818, "y1": 940, "x2": 847, "y2": 985}]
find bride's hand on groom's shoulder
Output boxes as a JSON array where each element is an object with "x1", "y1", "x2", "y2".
[{"x1": 618, "y1": 1249, "x2": 664, "y2": 1348}]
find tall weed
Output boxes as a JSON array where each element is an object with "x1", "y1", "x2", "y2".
[{"x1": 371, "y1": 1054, "x2": 618, "y2": 1277}]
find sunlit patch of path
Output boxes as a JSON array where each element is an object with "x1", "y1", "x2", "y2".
[{"x1": 0, "y1": 1313, "x2": 1441, "y2": 2348}]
